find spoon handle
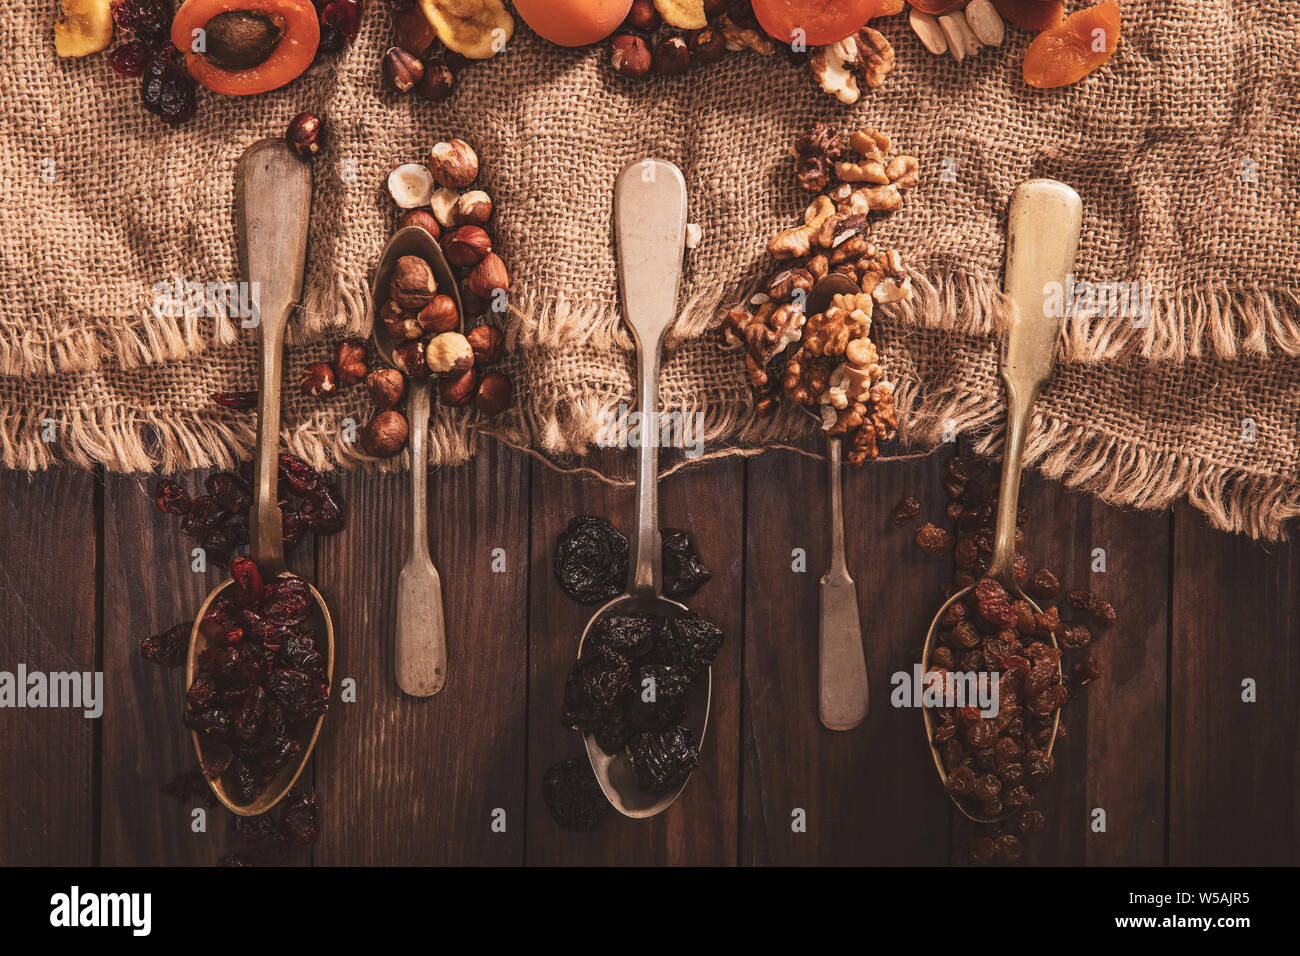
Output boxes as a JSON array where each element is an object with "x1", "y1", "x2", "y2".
[
  {"x1": 236, "y1": 140, "x2": 312, "y2": 577},
  {"x1": 819, "y1": 436, "x2": 868, "y2": 730},
  {"x1": 988, "y1": 179, "x2": 1082, "y2": 581},
  {"x1": 613, "y1": 159, "x2": 688, "y2": 597},
  {"x1": 395, "y1": 380, "x2": 446, "y2": 696}
]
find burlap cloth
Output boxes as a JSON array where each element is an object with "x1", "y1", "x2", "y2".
[{"x1": 2, "y1": 2, "x2": 1297, "y2": 538}]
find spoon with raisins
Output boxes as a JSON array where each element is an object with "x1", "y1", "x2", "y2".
[
  {"x1": 920, "y1": 180, "x2": 1082, "y2": 823},
  {"x1": 575, "y1": 159, "x2": 710, "y2": 818},
  {"x1": 187, "y1": 139, "x2": 334, "y2": 816}
]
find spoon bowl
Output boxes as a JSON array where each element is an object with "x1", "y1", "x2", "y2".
[
  {"x1": 369, "y1": 225, "x2": 464, "y2": 366},
  {"x1": 577, "y1": 592, "x2": 711, "y2": 818}
]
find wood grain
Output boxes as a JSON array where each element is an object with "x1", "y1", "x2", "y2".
[
  {"x1": 0, "y1": 470, "x2": 97, "y2": 865},
  {"x1": 314, "y1": 441, "x2": 530, "y2": 865},
  {"x1": 525, "y1": 452, "x2": 743, "y2": 865},
  {"x1": 742, "y1": 446, "x2": 952, "y2": 865},
  {"x1": 1169, "y1": 509, "x2": 1300, "y2": 865}
]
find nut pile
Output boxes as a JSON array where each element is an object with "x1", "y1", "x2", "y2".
[
  {"x1": 810, "y1": 21, "x2": 896, "y2": 104},
  {"x1": 718, "y1": 123, "x2": 920, "y2": 465},
  {"x1": 383, "y1": 0, "x2": 514, "y2": 101},
  {"x1": 903, "y1": 452, "x2": 1113, "y2": 862}
]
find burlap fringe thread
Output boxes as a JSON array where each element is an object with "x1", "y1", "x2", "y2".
[{"x1": 3, "y1": 269, "x2": 1298, "y2": 541}]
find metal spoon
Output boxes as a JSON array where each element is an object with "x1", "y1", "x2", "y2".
[
  {"x1": 803, "y1": 273, "x2": 870, "y2": 731},
  {"x1": 188, "y1": 139, "x2": 333, "y2": 816},
  {"x1": 369, "y1": 226, "x2": 460, "y2": 698},
  {"x1": 920, "y1": 178, "x2": 1083, "y2": 823},
  {"x1": 577, "y1": 157, "x2": 705, "y2": 818}
]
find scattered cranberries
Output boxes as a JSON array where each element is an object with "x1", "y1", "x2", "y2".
[
  {"x1": 141, "y1": 49, "x2": 197, "y2": 126},
  {"x1": 108, "y1": 39, "x2": 153, "y2": 77}
]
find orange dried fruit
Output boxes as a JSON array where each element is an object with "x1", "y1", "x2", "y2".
[
  {"x1": 171, "y1": 0, "x2": 320, "y2": 96},
  {"x1": 873, "y1": 0, "x2": 905, "y2": 16},
  {"x1": 991, "y1": 0, "x2": 1063, "y2": 33},
  {"x1": 752, "y1": 0, "x2": 882, "y2": 46},
  {"x1": 1023, "y1": 0, "x2": 1121, "y2": 89},
  {"x1": 909, "y1": 0, "x2": 964, "y2": 14}
]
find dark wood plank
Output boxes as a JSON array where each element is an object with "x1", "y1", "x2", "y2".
[
  {"x1": 314, "y1": 441, "x2": 530, "y2": 865},
  {"x1": 1169, "y1": 510, "x2": 1300, "y2": 865},
  {"x1": 742, "y1": 446, "x2": 952, "y2": 865},
  {"x1": 0, "y1": 470, "x2": 97, "y2": 865},
  {"x1": 526, "y1": 454, "x2": 743, "y2": 865},
  {"x1": 950, "y1": 472, "x2": 1169, "y2": 865}
]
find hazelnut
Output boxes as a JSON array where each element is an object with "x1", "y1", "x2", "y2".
[
  {"x1": 361, "y1": 410, "x2": 409, "y2": 458},
  {"x1": 366, "y1": 368, "x2": 406, "y2": 411},
  {"x1": 380, "y1": 299, "x2": 425, "y2": 341},
  {"x1": 454, "y1": 190, "x2": 493, "y2": 227},
  {"x1": 392, "y1": 340, "x2": 429, "y2": 378},
  {"x1": 445, "y1": 225, "x2": 492, "y2": 267},
  {"x1": 475, "y1": 371, "x2": 513, "y2": 416},
  {"x1": 428, "y1": 139, "x2": 478, "y2": 189},
  {"x1": 300, "y1": 362, "x2": 337, "y2": 397},
  {"x1": 425, "y1": 331, "x2": 474, "y2": 375},
  {"x1": 387, "y1": 163, "x2": 435, "y2": 209},
  {"x1": 437, "y1": 367, "x2": 477, "y2": 407},
  {"x1": 388, "y1": 255, "x2": 438, "y2": 311},
  {"x1": 611, "y1": 34, "x2": 652, "y2": 78},
  {"x1": 382, "y1": 46, "x2": 424, "y2": 92},
  {"x1": 690, "y1": 27, "x2": 726, "y2": 63},
  {"x1": 419, "y1": 293, "x2": 460, "y2": 334},
  {"x1": 465, "y1": 324, "x2": 504, "y2": 366},
  {"x1": 334, "y1": 340, "x2": 368, "y2": 386},
  {"x1": 654, "y1": 36, "x2": 691, "y2": 76},
  {"x1": 459, "y1": 285, "x2": 489, "y2": 319},
  {"x1": 399, "y1": 208, "x2": 441, "y2": 240},
  {"x1": 429, "y1": 188, "x2": 461, "y2": 229},
  {"x1": 468, "y1": 252, "x2": 510, "y2": 300},
  {"x1": 623, "y1": 0, "x2": 661, "y2": 31},
  {"x1": 286, "y1": 112, "x2": 324, "y2": 158},
  {"x1": 417, "y1": 57, "x2": 456, "y2": 101}
]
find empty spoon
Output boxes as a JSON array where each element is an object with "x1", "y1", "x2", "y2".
[
  {"x1": 188, "y1": 139, "x2": 333, "y2": 816},
  {"x1": 369, "y1": 226, "x2": 459, "y2": 698},
  {"x1": 920, "y1": 178, "x2": 1082, "y2": 823},
  {"x1": 577, "y1": 157, "x2": 708, "y2": 818}
]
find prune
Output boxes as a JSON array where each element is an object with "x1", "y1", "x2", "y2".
[
  {"x1": 970, "y1": 836, "x2": 995, "y2": 863},
  {"x1": 140, "y1": 49, "x2": 196, "y2": 126},
  {"x1": 661, "y1": 529, "x2": 711, "y2": 598},
  {"x1": 593, "y1": 710, "x2": 630, "y2": 754},
  {"x1": 561, "y1": 646, "x2": 629, "y2": 732},
  {"x1": 890, "y1": 495, "x2": 920, "y2": 525},
  {"x1": 182, "y1": 495, "x2": 229, "y2": 540},
  {"x1": 1018, "y1": 809, "x2": 1046, "y2": 835},
  {"x1": 303, "y1": 484, "x2": 345, "y2": 535},
  {"x1": 625, "y1": 663, "x2": 692, "y2": 731},
  {"x1": 152, "y1": 478, "x2": 192, "y2": 514},
  {"x1": 139, "y1": 622, "x2": 190, "y2": 667},
  {"x1": 277, "y1": 453, "x2": 321, "y2": 497},
  {"x1": 915, "y1": 522, "x2": 953, "y2": 556},
  {"x1": 161, "y1": 769, "x2": 216, "y2": 807},
  {"x1": 262, "y1": 578, "x2": 312, "y2": 625},
  {"x1": 587, "y1": 613, "x2": 656, "y2": 661},
  {"x1": 627, "y1": 727, "x2": 699, "y2": 794},
  {"x1": 655, "y1": 611, "x2": 724, "y2": 677},
  {"x1": 541, "y1": 758, "x2": 609, "y2": 832},
  {"x1": 553, "y1": 516, "x2": 628, "y2": 605},
  {"x1": 280, "y1": 790, "x2": 320, "y2": 844},
  {"x1": 236, "y1": 813, "x2": 289, "y2": 865}
]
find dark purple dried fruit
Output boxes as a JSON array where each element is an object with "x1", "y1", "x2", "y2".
[
  {"x1": 592, "y1": 710, "x2": 630, "y2": 754},
  {"x1": 661, "y1": 528, "x2": 711, "y2": 598},
  {"x1": 140, "y1": 48, "x2": 196, "y2": 126},
  {"x1": 303, "y1": 484, "x2": 345, "y2": 535},
  {"x1": 280, "y1": 789, "x2": 320, "y2": 844},
  {"x1": 111, "y1": 0, "x2": 173, "y2": 45},
  {"x1": 152, "y1": 477, "x2": 192, "y2": 514},
  {"x1": 624, "y1": 663, "x2": 693, "y2": 731},
  {"x1": 553, "y1": 516, "x2": 629, "y2": 605},
  {"x1": 627, "y1": 727, "x2": 699, "y2": 794},
  {"x1": 277, "y1": 453, "x2": 321, "y2": 498},
  {"x1": 236, "y1": 812, "x2": 289, "y2": 865},
  {"x1": 139, "y1": 622, "x2": 190, "y2": 667},
  {"x1": 182, "y1": 495, "x2": 230, "y2": 541},
  {"x1": 217, "y1": 852, "x2": 255, "y2": 866},
  {"x1": 654, "y1": 611, "x2": 724, "y2": 677},
  {"x1": 205, "y1": 471, "x2": 250, "y2": 514},
  {"x1": 586, "y1": 612, "x2": 656, "y2": 662},
  {"x1": 541, "y1": 758, "x2": 609, "y2": 832},
  {"x1": 561, "y1": 646, "x2": 629, "y2": 732},
  {"x1": 161, "y1": 769, "x2": 216, "y2": 807},
  {"x1": 262, "y1": 577, "x2": 312, "y2": 625}
]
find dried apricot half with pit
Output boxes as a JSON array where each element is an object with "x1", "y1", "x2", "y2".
[{"x1": 1023, "y1": 0, "x2": 1121, "y2": 89}]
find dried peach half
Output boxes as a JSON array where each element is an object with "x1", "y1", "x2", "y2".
[
  {"x1": 992, "y1": 0, "x2": 1064, "y2": 33},
  {"x1": 752, "y1": 0, "x2": 882, "y2": 46},
  {"x1": 1023, "y1": 0, "x2": 1121, "y2": 89},
  {"x1": 172, "y1": 0, "x2": 320, "y2": 95}
]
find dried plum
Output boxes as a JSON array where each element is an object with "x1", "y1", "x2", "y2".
[
  {"x1": 655, "y1": 611, "x2": 724, "y2": 677},
  {"x1": 592, "y1": 710, "x2": 630, "y2": 754},
  {"x1": 624, "y1": 663, "x2": 692, "y2": 731},
  {"x1": 586, "y1": 612, "x2": 656, "y2": 662},
  {"x1": 561, "y1": 646, "x2": 629, "y2": 732},
  {"x1": 627, "y1": 727, "x2": 699, "y2": 794},
  {"x1": 553, "y1": 516, "x2": 628, "y2": 605},
  {"x1": 661, "y1": 529, "x2": 711, "y2": 598},
  {"x1": 236, "y1": 812, "x2": 289, "y2": 865},
  {"x1": 541, "y1": 758, "x2": 609, "y2": 832}
]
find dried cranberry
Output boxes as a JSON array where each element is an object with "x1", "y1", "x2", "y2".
[
  {"x1": 230, "y1": 757, "x2": 259, "y2": 804},
  {"x1": 200, "y1": 529, "x2": 234, "y2": 569},
  {"x1": 229, "y1": 556, "x2": 265, "y2": 605},
  {"x1": 277, "y1": 453, "x2": 321, "y2": 497},
  {"x1": 181, "y1": 495, "x2": 229, "y2": 540},
  {"x1": 280, "y1": 790, "x2": 320, "y2": 844},
  {"x1": 236, "y1": 813, "x2": 289, "y2": 864},
  {"x1": 205, "y1": 471, "x2": 250, "y2": 513},
  {"x1": 303, "y1": 484, "x2": 345, "y2": 535},
  {"x1": 282, "y1": 511, "x2": 310, "y2": 552},
  {"x1": 212, "y1": 390, "x2": 257, "y2": 409},
  {"x1": 151, "y1": 476, "x2": 192, "y2": 514},
  {"x1": 262, "y1": 577, "x2": 312, "y2": 625},
  {"x1": 139, "y1": 622, "x2": 190, "y2": 667},
  {"x1": 140, "y1": 49, "x2": 197, "y2": 126},
  {"x1": 111, "y1": 0, "x2": 173, "y2": 46},
  {"x1": 161, "y1": 769, "x2": 216, "y2": 807},
  {"x1": 320, "y1": 0, "x2": 360, "y2": 41},
  {"x1": 316, "y1": 23, "x2": 347, "y2": 55}
]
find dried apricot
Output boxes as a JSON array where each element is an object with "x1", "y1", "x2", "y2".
[
  {"x1": 991, "y1": 0, "x2": 1062, "y2": 33},
  {"x1": 1023, "y1": 1, "x2": 1121, "y2": 89},
  {"x1": 752, "y1": 0, "x2": 882, "y2": 45},
  {"x1": 910, "y1": 0, "x2": 964, "y2": 14}
]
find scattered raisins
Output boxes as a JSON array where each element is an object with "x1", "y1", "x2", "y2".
[
  {"x1": 891, "y1": 495, "x2": 921, "y2": 525},
  {"x1": 915, "y1": 522, "x2": 953, "y2": 556}
]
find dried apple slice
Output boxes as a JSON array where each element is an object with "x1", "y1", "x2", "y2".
[
  {"x1": 421, "y1": 0, "x2": 514, "y2": 59},
  {"x1": 654, "y1": 0, "x2": 706, "y2": 30},
  {"x1": 752, "y1": 0, "x2": 882, "y2": 47},
  {"x1": 54, "y1": 0, "x2": 113, "y2": 57},
  {"x1": 1023, "y1": 0, "x2": 1120, "y2": 88}
]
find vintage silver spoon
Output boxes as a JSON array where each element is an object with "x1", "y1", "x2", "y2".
[
  {"x1": 369, "y1": 225, "x2": 460, "y2": 697},
  {"x1": 920, "y1": 178, "x2": 1082, "y2": 823},
  {"x1": 577, "y1": 157, "x2": 708, "y2": 818},
  {"x1": 188, "y1": 139, "x2": 333, "y2": 816}
]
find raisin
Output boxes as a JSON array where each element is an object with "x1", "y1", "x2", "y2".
[
  {"x1": 140, "y1": 48, "x2": 196, "y2": 126},
  {"x1": 1072, "y1": 655, "x2": 1100, "y2": 685},
  {"x1": 140, "y1": 622, "x2": 190, "y2": 667},
  {"x1": 1061, "y1": 623, "x2": 1092, "y2": 650},
  {"x1": 974, "y1": 577, "x2": 1016, "y2": 629},
  {"x1": 111, "y1": 0, "x2": 173, "y2": 45},
  {"x1": 1018, "y1": 809, "x2": 1046, "y2": 835},
  {"x1": 1089, "y1": 598, "x2": 1117, "y2": 628},
  {"x1": 1027, "y1": 568, "x2": 1059, "y2": 600},
  {"x1": 553, "y1": 516, "x2": 629, "y2": 606},
  {"x1": 945, "y1": 765, "x2": 976, "y2": 796},
  {"x1": 940, "y1": 601, "x2": 966, "y2": 627},
  {"x1": 890, "y1": 495, "x2": 920, "y2": 525},
  {"x1": 915, "y1": 522, "x2": 953, "y2": 556},
  {"x1": 151, "y1": 478, "x2": 192, "y2": 514},
  {"x1": 930, "y1": 646, "x2": 956, "y2": 669},
  {"x1": 954, "y1": 536, "x2": 979, "y2": 569},
  {"x1": 661, "y1": 528, "x2": 711, "y2": 598},
  {"x1": 541, "y1": 758, "x2": 609, "y2": 832},
  {"x1": 1066, "y1": 589, "x2": 1093, "y2": 611},
  {"x1": 992, "y1": 833, "x2": 1023, "y2": 862},
  {"x1": 627, "y1": 727, "x2": 699, "y2": 794}
]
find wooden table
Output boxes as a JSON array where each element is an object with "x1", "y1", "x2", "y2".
[{"x1": 2, "y1": 439, "x2": 1296, "y2": 866}]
